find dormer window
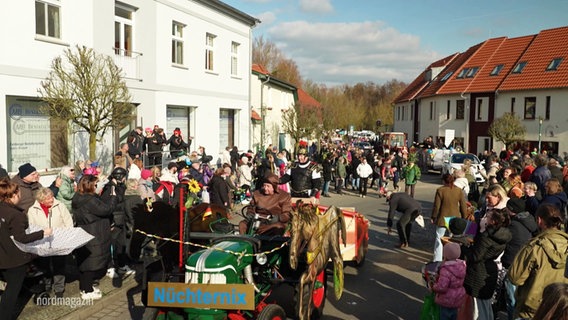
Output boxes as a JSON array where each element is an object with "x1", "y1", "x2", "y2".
[
  {"x1": 512, "y1": 61, "x2": 527, "y2": 74},
  {"x1": 490, "y1": 64, "x2": 504, "y2": 76},
  {"x1": 456, "y1": 68, "x2": 469, "y2": 79},
  {"x1": 546, "y1": 58, "x2": 563, "y2": 71},
  {"x1": 441, "y1": 71, "x2": 453, "y2": 82},
  {"x1": 465, "y1": 67, "x2": 479, "y2": 78}
]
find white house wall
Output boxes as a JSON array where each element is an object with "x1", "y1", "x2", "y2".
[{"x1": 0, "y1": 0, "x2": 255, "y2": 171}]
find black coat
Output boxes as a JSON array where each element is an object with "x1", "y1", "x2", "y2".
[
  {"x1": 0, "y1": 202, "x2": 44, "y2": 269},
  {"x1": 463, "y1": 226, "x2": 512, "y2": 299},
  {"x1": 501, "y1": 212, "x2": 538, "y2": 268},
  {"x1": 72, "y1": 193, "x2": 117, "y2": 272},
  {"x1": 208, "y1": 175, "x2": 230, "y2": 209}
]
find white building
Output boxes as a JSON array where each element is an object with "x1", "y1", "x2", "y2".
[{"x1": 0, "y1": 0, "x2": 258, "y2": 173}]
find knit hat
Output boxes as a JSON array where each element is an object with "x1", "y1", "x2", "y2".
[
  {"x1": 506, "y1": 198, "x2": 526, "y2": 214},
  {"x1": 141, "y1": 169, "x2": 153, "y2": 180},
  {"x1": 449, "y1": 218, "x2": 467, "y2": 235},
  {"x1": 18, "y1": 163, "x2": 37, "y2": 178},
  {"x1": 443, "y1": 242, "x2": 461, "y2": 261}
]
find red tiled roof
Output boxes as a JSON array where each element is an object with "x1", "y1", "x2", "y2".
[
  {"x1": 251, "y1": 109, "x2": 261, "y2": 121},
  {"x1": 297, "y1": 88, "x2": 320, "y2": 108},
  {"x1": 394, "y1": 53, "x2": 459, "y2": 103},
  {"x1": 437, "y1": 38, "x2": 507, "y2": 94},
  {"x1": 499, "y1": 26, "x2": 568, "y2": 91},
  {"x1": 252, "y1": 63, "x2": 270, "y2": 75},
  {"x1": 467, "y1": 35, "x2": 535, "y2": 93},
  {"x1": 418, "y1": 44, "x2": 482, "y2": 98}
]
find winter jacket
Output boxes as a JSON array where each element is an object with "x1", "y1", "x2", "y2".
[
  {"x1": 356, "y1": 162, "x2": 373, "y2": 179},
  {"x1": 541, "y1": 192, "x2": 568, "y2": 217},
  {"x1": 238, "y1": 164, "x2": 253, "y2": 187},
  {"x1": 433, "y1": 259, "x2": 467, "y2": 308},
  {"x1": 28, "y1": 199, "x2": 74, "y2": 229},
  {"x1": 463, "y1": 226, "x2": 512, "y2": 299},
  {"x1": 208, "y1": 175, "x2": 230, "y2": 209},
  {"x1": 431, "y1": 186, "x2": 468, "y2": 227},
  {"x1": 0, "y1": 202, "x2": 44, "y2": 269},
  {"x1": 11, "y1": 174, "x2": 41, "y2": 213},
  {"x1": 530, "y1": 166, "x2": 552, "y2": 196},
  {"x1": 402, "y1": 164, "x2": 421, "y2": 185},
  {"x1": 508, "y1": 228, "x2": 568, "y2": 319},
  {"x1": 56, "y1": 174, "x2": 75, "y2": 212},
  {"x1": 335, "y1": 160, "x2": 347, "y2": 179},
  {"x1": 501, "y1": 212, "x2": 538, "y2": 268},
  {"x1": 72, "y1": 192, "x2": 117, "y2": 272}
]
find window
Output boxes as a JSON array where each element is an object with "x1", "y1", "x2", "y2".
[
  {"x1": 456, "y1": 68, "x2": 469, "y2": 79},
  {"x1": 510, "y1": 97, "x2": 515, "y2": 114},
  {"x1": 114, "y1": 4, "x2": 134, "y2": 56},
  {"x1": 220, "y1": 109, "x2": 235, "y2": 149},
  {"x1": 446, "y1": 100, "x2": 450, "y2": 120},
  {"x1": 172, "y1": 22, "x2": 184, "y2": 65},
  {"x1": 35, "y1": 0, "x2": 61, "y2": 39},
  {"x1": 524, "y1": 97, "x2": 536, "y2": 120},
  {"x1": 512, "y1": 61, "x2": 527, "y2": 74},
  {"x1": 475, "y1": 97, "x2": 489, "y2": 121},
  {"x1": 231, "y1": 42, "x2": 239, "y2": 76},
  {"x1": 477, "y1": 99, "x2": 483, "y2": 120},
  {"x1": 546, "y1": 58, "x2": 563, "y2": 71},
  {"x1": 456, "y1": 100, "x2": 465, "y2": 120},
  {"x1": 205, "y1": 33, "x2": 216, "y2": 71},
  {"x1": 545, "y1": 96, "x2": 551, "y2": 120},
  {"x1": 430, "y1": 101, "x2": 435, "y2": 120},
  {"x1": 490, "y1": 64, "x2": 504, "y2": 76},
  {"x1": 465, "y1": 67, "x2": 479, "y2": 78},
  {"x1": 440, "y1": 71, "x2": 453, "y2": 82}
]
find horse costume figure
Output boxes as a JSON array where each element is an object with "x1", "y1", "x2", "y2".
[{"x1": 289, "y1": 201, "x2": 346, "y2": 320}]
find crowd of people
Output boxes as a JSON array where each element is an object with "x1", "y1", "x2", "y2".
[{"x1": 423, "y1": 148, "x2": 568, "y2": 320}]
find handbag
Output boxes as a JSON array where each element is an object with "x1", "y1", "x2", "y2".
[{"x1": 420, "y1": 292, "x2": 440, "y2": 320}]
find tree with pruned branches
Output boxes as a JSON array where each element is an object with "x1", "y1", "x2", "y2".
[
  {"x1": 38, "y1": 45, "x2": 134, "y2": 160},
  {"x1": 488, "y1": 112, "x2": 526, "y2": 149}
]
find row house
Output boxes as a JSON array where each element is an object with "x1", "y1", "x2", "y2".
[
  {"x1": 0, "y1": 0, "x2": 258, "y2": 172},
  {"x1": 394, "y1": 26, "x2": 568, "y2": 156}
]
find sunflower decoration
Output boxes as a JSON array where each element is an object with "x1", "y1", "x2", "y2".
[{"x1": 185, "y1": 178, "x2": 202, "y2": 208}]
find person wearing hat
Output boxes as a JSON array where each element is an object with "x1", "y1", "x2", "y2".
[
  {"x1": 166, "y1": 127, "x2": 190, "y2": 158},
  {"x1": 144, "y1": 127, "x2": 164, "y2": 166},
  {"x1": 500, "y1": 198, "x2": 538, "y2": 320},
  {"x1": 127, "y1": 126, "x2": 144, "y2": 160},
  {"x1": 280, "y1": 147, "x2": 322, "y2": 204},
  {"x1": 386, "y1": 191, "x2": 422, "y2": 248},
  {"x1": 239, "y1": 173, "x2": 291, "y2": 235},
  {"x1": 11, "y1": 162, "x2": 55, "y2": 213},
  {"x1": 432, "y1": 242, "x2": 467, "y2": 320}
]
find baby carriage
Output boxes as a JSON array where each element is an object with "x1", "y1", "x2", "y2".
[
  {"x1": 0, "y1": 263, "x2": 52, "y2": 306},
  {"x1": 232, "y1": 188, "x2": 251, "y2": 205}
]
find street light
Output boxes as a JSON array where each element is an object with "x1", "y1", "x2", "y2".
[{"x1": 538, "y1": 117, "x2": 543, "y2": 154}]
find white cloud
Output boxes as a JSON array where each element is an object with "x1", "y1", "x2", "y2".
[
  {"x1": 267, "y1": 20, "x2": 441, "y2": 85},
  {"x1": 299, "y1": 0, "x2": 333, "y2": 14},
  {"x1": 257, "y1": 11, "x2": 277, "y2": 26}
]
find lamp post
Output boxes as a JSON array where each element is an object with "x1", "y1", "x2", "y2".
[{"x1": 538, "y1": 117, "x2": 543, "y2": 154}]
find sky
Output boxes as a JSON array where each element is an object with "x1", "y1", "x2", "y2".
[{"x1": 223, "y1": 0, "x2": 568, "y2": 86}]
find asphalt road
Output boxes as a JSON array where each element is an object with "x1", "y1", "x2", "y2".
[{"x1": 314, "y1": 172, "x2": 442, "y2": 320}]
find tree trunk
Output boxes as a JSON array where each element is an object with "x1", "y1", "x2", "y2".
[{"x1": 89, "y1": 131, "x2": 97, "y2": 160}]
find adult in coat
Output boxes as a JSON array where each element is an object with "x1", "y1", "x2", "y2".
[
  {"x1": 28, "y1": 187, "x2": 74, "y2": 297},
  {"x1": 508, "y1": 204, "x2": 568, "y2": 319},
  {"x1": 463, "y1": 208, "x2": 512, "y2": 320},
  {"x1": 431, "y1": 173, "x2": 468, "y2": 261},
  {"x1": 386, "y1": 191, "x2": 422, "y2": 248},
  {"x1": 0, "y1": 178, "x2": 52, "y2": 319},
  {"x1": 56, "y1": 165, "x2": 76, "y2": 212},
  {"x1": 208, "y1": 167, "x2": 231, "y2": 210},
  {"x1": 72, "y1": 174, "x2": 117, "y2": 300}
]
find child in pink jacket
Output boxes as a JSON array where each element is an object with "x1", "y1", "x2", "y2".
[{"x1": 432, "y1": 242, "x2": 467, "y2": 320}]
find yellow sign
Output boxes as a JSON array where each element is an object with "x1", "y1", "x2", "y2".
[{"x1": 147, "y1": 282, "x2": 255, "y2": 310}]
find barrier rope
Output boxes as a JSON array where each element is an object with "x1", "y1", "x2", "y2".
[{"x1": 134, "y1": 229, "x2": 289, "y2": 258}]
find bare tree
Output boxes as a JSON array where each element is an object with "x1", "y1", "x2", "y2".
[
  {"x1": 38, "y1": 45, "x2": 133, "y2": 160},
  {"x1": 253, "y1": 36, "x2": 303, "y2": 87},
  {"x1": 281, "y1": 103, "x2": 320, "y2": 156},
  {"x1": 488, "y1": 112, "x2": 526, "y2": 148}
]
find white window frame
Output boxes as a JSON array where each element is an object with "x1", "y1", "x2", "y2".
[
  {"x1": 114, "y1": 3, "x2": 135, "y2": 57},
  {"x1": 231, "y1": 41, "x2": 240, "y2": 76},
  {"x1": 205, "y1": 33, "x2": 216, "y2": 71},
  {"x1": 172, "y1": 21, "x2": 184, "y2": 65},
  {"x1": 35, "y1": 0, "x2": 61, "y2": 39}
]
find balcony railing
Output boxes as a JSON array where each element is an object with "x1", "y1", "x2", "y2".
[{"x1": 112, "y1": 48, "x2": 142, "y2": 81}]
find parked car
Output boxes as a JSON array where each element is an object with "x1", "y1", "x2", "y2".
[
  {"x1": 355, "y1": 141, "x2": 372, "y2": 150},
  {"x1": 441, "y1": 153, "x2": 486, "y2": 185}
]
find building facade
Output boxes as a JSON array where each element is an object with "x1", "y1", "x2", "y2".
[
  {"x1": 0, "y1": 0, "x2": 258, "y2": 172},
  {"x1": 394, "y1": 26, "x2": 568, "y2": 156}
]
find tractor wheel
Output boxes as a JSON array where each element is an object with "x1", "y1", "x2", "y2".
[{"x1": 257, "y1": 304, "x2": 286, "y2": 320}]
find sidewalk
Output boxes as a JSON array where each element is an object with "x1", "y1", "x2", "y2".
[{"x1": 18, "y1": 270, "x2": 140, "y2": 320}]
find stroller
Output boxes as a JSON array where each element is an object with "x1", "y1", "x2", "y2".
[{"x1": 0, "y1": 263, "x2": 52, "y2": 307}]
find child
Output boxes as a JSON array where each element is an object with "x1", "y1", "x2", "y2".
[{"x1": 432, "y1": 242, "x2": 467, "y2": 320}]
